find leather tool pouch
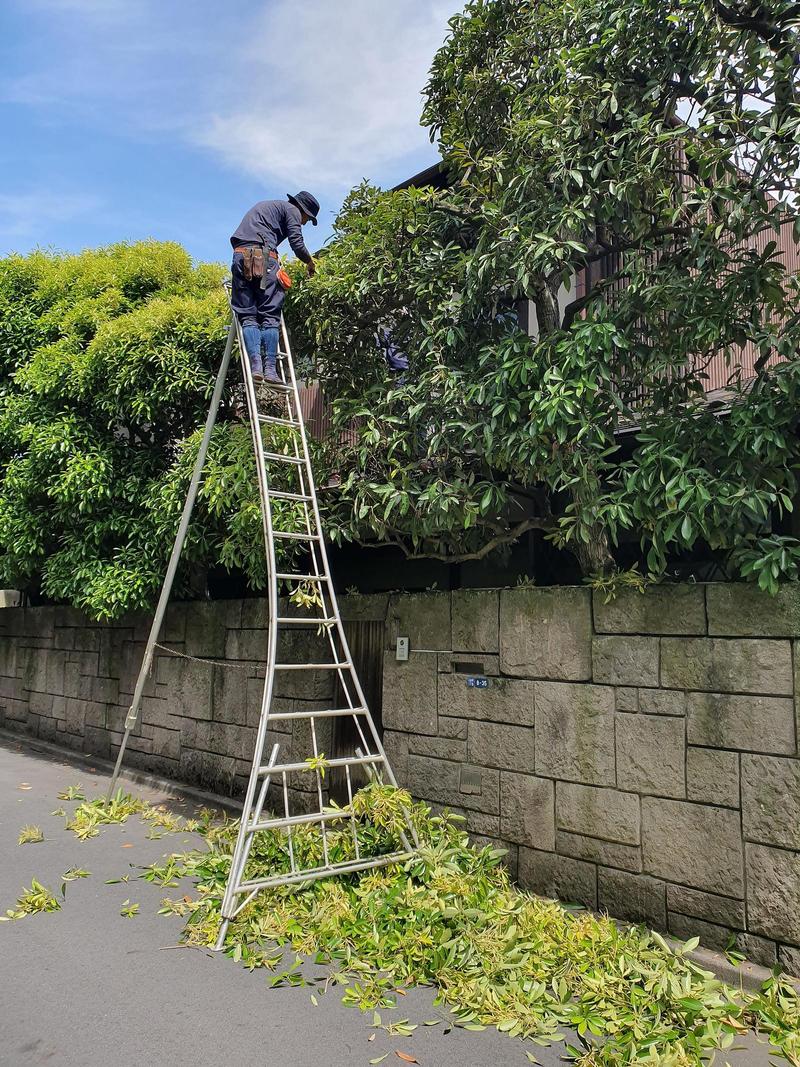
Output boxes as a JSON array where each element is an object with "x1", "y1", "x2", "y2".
[
  {"x1": 276, "y1": 267, "x2": 293, "y2": 290},
  {"x1": 239, "y1": 247, "x2": 265, "y2": 283}
]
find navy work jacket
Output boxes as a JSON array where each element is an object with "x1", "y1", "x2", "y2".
[{"x1": 230, "y1": 200, "x2": 312, "y2": 263}]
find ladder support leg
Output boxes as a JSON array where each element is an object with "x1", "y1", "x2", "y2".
[{"x1": 105, "y1": 320, "x2": 236, "y2": 802}]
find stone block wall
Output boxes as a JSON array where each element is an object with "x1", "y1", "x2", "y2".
[
  {"x1": 2, "y1": 583, "x2": 800, "y2": 972},
  {"x1": 0, "y1": 598, "x2": 344, "y2": 810},
  {"x1": 381, "y1": 584, "x2": 800, "y2": 974}
]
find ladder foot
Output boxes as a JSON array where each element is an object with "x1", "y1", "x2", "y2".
[{"x1": 213, "y1": 916, "x2": 231, "y2": 952}]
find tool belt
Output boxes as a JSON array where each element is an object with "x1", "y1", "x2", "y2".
[{"x1": 234, "y1": 245, "x2": 279, "y2": 282}]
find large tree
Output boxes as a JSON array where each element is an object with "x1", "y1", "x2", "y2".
[{"x1": 287, "y1": 0, "x2": 800, "y2": 589}]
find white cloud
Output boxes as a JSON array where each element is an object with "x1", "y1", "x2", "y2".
[
  {"x1": 196, "y1": 0, "x2": 453, "y2": 190},
  {"x1": 0, "y1": 191, "x2": 101, "y2": 239}
]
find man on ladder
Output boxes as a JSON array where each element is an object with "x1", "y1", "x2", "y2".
[{"x1": 230, "y1": 191, "x2": 320, "y2": 384}]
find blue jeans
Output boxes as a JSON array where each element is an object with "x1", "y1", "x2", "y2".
[{"x1": 230, "y1": 252, "x2": 285, "y2": 376}]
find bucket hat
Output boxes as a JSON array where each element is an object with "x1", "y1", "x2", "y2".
[{"x1": 287, "y1": 191, "x2": 320, "y2": 225}]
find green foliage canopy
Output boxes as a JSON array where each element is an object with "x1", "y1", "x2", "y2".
[
  {"x1": 287, "y1": 0, "x2": 800, "y2": 587},
  {"x1": 0, "y1": 242, "x2": 293, "y2": 617}
]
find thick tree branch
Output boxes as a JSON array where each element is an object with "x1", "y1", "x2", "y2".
[{"x1": 355, "y1": 515, "x2": 552, "y2": 563}]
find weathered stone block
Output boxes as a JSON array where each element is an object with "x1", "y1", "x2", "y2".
[
  {"x1": 500, "y1": 772, "x2": 554, "y2": 849},
  {"x1": 593, "y1": 637, "x2": 659, "y2": 687},
  {"x1": 20, "y1": 647, "x2": 48, "y2": 693},
  {"x1": 63, "y1": 662, "x2": 91, "y2": 702},
  {"x1": 778, "y1": 944, "x2": 800, "y2": 978},
  {"x1": 687, "y1": 747, "x2": 740, "y2": 808},
  {"x1": 599, "y1": 868, "x2": 666, "y2": 928},
  {"x1": 593, "y1": 585, "x2": 706, "y2": 636},
  {"x1": 28, "y1": 691, "x2": 53, "y2": 717},
  {"x1": 408, "y1": 733, "x2": 468, "y2": 762},
  {"x1": 83, "y1": 725, "x2": 112, "y2": 759},
  {"x1": 451, "y1": 589, "x2": 499, "y2": 653},
  {"x1": 642, "y1": 798, "x2": 744, "y2": 895},
  {"x1": 184, "y1": 601, "x2": 230, "y2": 658},
  {"x1": 707, "y1": 584, "x2": 800, "y2": 637},
  {"x1": 406, "y1": 753, "x2": 499, "y2": 814},
  {"x1": 387, "y1": 592, "x2": 451, "y2": 652},
  {"x1": 382, "y1": 730, "x2": 409, "y2": 782},
  {"x1": 209, "y1": 722, "x2": 256, "y2": 762},
  {"x1": 666, "y1": 884, "x2": 745, "y2": 927},
  {"x1": 616, "y1": 715, "x2": 686, "y2": 799},
  {"x1": 224, "y1": 629, "x2": 268, "y2": 662},
  {"x1": 556, "y1": 831, "x2": 642, "y2": 873},
  {"x1": 91, "y1": 674, "x2": 119, "y2": 704},
  {"x1": 736, "y1": 933, "x2": 777, "y2": 967},
  {"x1": 747, "y1": 843, "x2": 800, "y2": 944},
  {"x1": 742, "y1": 754, "x2": 800, "y2": 849},
  {"x1": 466, "y1": 811, "x2": 501, "y2": 836},
  {"x1": 168, "y1": 658, "x2": 214, "y2": 721},
  {"x1": 518, "y1": 848, "x2": 597, "y2": 908},
  {"x1": 661, "y1": 638, "x2": 792, "y2": 695},
  {"x1": 500, "y1": 588, "x2": 592, "y2": 681},
  {"x1": 438, "y1": 673, "x2": 534, "y2": 726},
  {"x1": 615, "y1": 687, "x2": 639, "y2": 713},
  {"x1": 64, "y1": 698, "x2": 87, "y2": 735},
  {"x1": 639, "y1": 689, "x2": 686, "y2": 717},
  {"x1": 687, "y1": 693, "x2": 796, "y2": 754},
  {"x1": 338, "y1": 593, "x2": 389, "y2": 623},
  {"x1": 468, "y1": 720, "x2": 535, "y2": 773},
  {"x1": 668, "y1": 913, "x2": 733, "y2": 950},
  {"x1": 535, "y1": 682, "x2": 615, "y2": 785},
  {"x1": 179, "y1": 717, "x2": 213, "y2": 751},
  {"x1": 212, "y1": 665, "x2": 251, "y2": 726},
  {"x1": 556, "y1": 782, "x2": 640, "y2": 845},
  {"x1": 382, "y1": 652, "x2": 437, "y2": 736},
  {"x1": 151, "y1": 726, "x2": 181, "y2": 761},
  {"x1": 240, "y1": 598, "x2": 268, "y2": 629},
  {"x1": 54, "y1": 627, "x2": 75, "y2": 651},
  {"x1": 438, "y1": 716, "x2": 468, "y2": 740},
  {"x1": 74, "y1": 629, "x2": 101, "y2": 652}
]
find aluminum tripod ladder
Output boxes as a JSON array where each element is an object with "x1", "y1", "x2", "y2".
[{"x1": 104, "y1": 287, "x2": 416, "y2": 950}]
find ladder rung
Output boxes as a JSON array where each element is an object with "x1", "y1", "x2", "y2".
[
  {"x1": 273, "y1": 661, "x2": 350, "y2": 670},
  {"x1": 235, "y1": 852, "x2": 410, "y2": 894},
  {"x1": 272, "y1": 530, "x2": 320, "y2": 541},
  {"x1": 270, "y1": 491, "x2": 314, "y2": 502},
  {"x1": 263, "y1": 451, "x2": 305, "y2": 465},
  {"x1": 268, "y1": 706, "x2": 367, "y2": 721},
  {"x1": 275, "y1": 616, "x2": 336, "y2": 626},
  {"x1": 258, "y1": 753, "x2": 385, "y2": 776},
  {"x1": 248, "y1": 808, "x2": 353, "y2": 833},
  {"x1": 275, "y1": 572, "x2": 330, "y2": 582},
  {"x1": 255, "y1": 380, "x2": 293, "y2": 393},
  {"x1": 258, "y1": 414, "x2": 301, "y2": 428}
]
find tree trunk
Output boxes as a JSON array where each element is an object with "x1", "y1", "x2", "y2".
[
  {"x1": 573, "y1": 524, "x2": 616, "y2": 575},
  {"x1": 569, "y1": 480, "x2": 615, "y2": 576}
]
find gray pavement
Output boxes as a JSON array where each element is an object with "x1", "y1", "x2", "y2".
[{"x1": 0, "y1": 734, "x2": 783, "y2": 1067}]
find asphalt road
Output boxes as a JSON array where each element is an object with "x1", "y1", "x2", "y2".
[{"x1": 0, "y1": 734, "x2": 784, "y2": 1067}]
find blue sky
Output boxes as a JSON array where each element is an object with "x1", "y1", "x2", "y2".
[{"x1": 0, "y1": 0, "x2": 452, "y2": 265}]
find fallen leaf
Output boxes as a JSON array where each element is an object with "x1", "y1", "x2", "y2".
[
  {"x1": 369, "y1": 1057, "x2": 389, "y2": 1065},
  {"x1": 368, "y1": 1034, "x2": 376, "y2": 1042},
  {"x1": 183, "y1": 895, "x2": 192, "y2": 903},
  {"x1": 121, "y1": 843, "x2": 134, "y2": 848},
  {"x1": 395, "y1": 1055, "x2": 418, "y2": 1064},
  {"x1": 18, "y1": 784, "x2": 32, "y2": 790}
]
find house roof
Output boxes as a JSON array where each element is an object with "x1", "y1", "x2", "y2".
[{"x1": 392, "y1": 161, "x2": 450, "y2": 191}]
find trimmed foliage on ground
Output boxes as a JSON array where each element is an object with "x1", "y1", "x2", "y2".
[{"x1": 5, "y1": 783, "x2": 800, "y2": 1064}]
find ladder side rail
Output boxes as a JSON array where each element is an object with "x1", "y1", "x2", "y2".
[
  {"x1": 280, "y1": 318, "x2": 403, "y2": 793},
  {"x1": 217, "y1": 311, "x2": 285, "y2": 930},
  {"x1": 106, "y1": 321, "x2": 236, "y2": 801}
]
